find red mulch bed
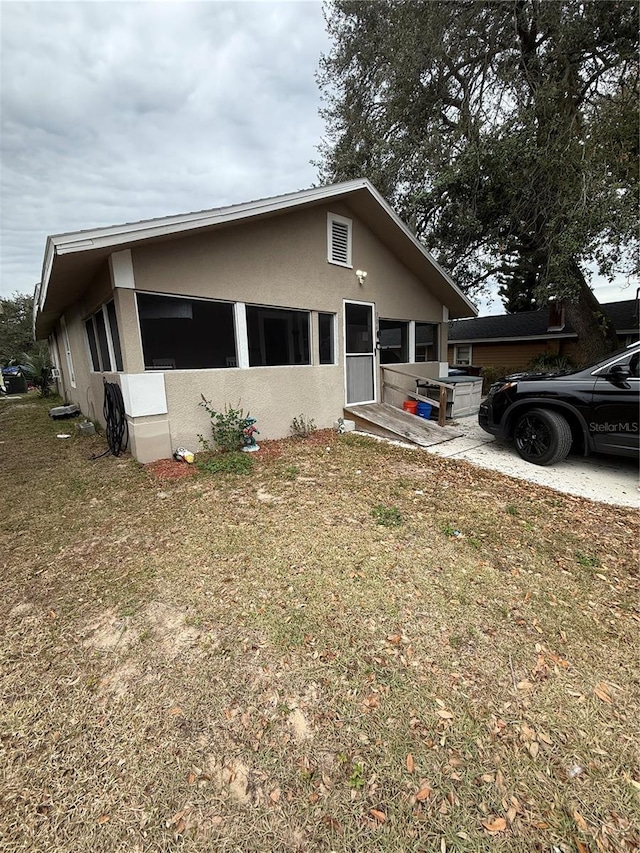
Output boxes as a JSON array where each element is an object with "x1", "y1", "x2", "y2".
[
  {"x1": 145, "y1": 430, "x2": 339, "y2": 476},
  {"x1": 145, "y1": 459, "x2": 199, "y2": 480}
]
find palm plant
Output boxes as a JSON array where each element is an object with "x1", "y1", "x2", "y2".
[{"x1": 21, "y1": 342, "x2": 53, "y2": 397}]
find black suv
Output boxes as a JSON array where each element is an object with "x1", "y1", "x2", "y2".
[{"x1": 479, "y1": 343, "x2": 639, "y2": 465}]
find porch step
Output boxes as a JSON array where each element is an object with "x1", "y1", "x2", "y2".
[{"x1": 344, "y1": 403, "x2": 462, "y2": 448}]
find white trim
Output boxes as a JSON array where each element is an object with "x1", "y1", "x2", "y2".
[
  {"x1": 408, "y1": 321, "x2": 416, "y2": 363},
  {"x1": 234, "y1": 303, "x2": 249, "y2": 369},
  {"x1": 343, "y1": 299, "x2": 377, "y2": 405},
  {"x1": 109, "y1": 250, "x2": 135, "y2": 290},
  {"x1": 102, "y1": 304, "x2": 117, "y2": 370},
  {"x1": 327, "y1": 212, "x2": 353, "y2": 268},
  {"x1": 60, "y1": 315, "x2": 76, "y2": 388},
  {"x1": 442, "y1": 305, "x2": 449, "y2": 323}
]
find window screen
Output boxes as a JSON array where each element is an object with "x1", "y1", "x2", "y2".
[
  {"x1": 94, "y1": 310, "x2": 112, "y2": 372},
  {"x1": 137, "y1": 293, "x2": 237, "y2": 370},
  {"x1": 85, "y1": 319, "x2": 100, "y2": 371},
  {"x1": 415, "y1": 323, "x2": 440, "y2": 362},
  {"x1": 318, "y1": 313, "x2": 335, "y2": 364},
  {"x1": 106, "y1": 301, "x2": 123, "y2": 371},
  {"x1": 246, "y1": 305, "x2": 310, "y2": 366},
  {"x1": 379, "y1": 319, "x2": 409, "y2": 363}
]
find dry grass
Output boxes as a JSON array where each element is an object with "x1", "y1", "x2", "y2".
[{"x1": 1, "y1": 396, "x2": 638, "y2": 853}]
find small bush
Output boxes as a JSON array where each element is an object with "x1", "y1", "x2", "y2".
[
  {"x1": 290, "y1": 413, "x2": 316, "y2": 438},
  {"x1": 199, "y1": 398, "x2": 251, "y2": 453},
  {"x1": 528, "y1": 353, "x2": 575, "y2": 373},
  {"x1": 196, "y1": 451, "x2": 253, "y2": 476},
  {"x1": 480, "y1": 365, "x2": 517, "y2": 394},
  {"x1": 371, "y1": 504, "x2": 403, "y2": 527}
]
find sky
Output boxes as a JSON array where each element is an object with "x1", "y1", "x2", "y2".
[{"x1": 0, "y1": 1, "x2": 634, "y2": 316}]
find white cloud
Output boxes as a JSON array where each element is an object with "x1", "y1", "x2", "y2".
[{"x1": 1, "y1": 1, "x2": 330, "y2": 296}]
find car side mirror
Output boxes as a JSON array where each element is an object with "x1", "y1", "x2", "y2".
[{"x1": 606, "y1": 363, "x2": 631, "y2": 381}]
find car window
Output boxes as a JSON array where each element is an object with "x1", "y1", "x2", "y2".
[{"x1": 592, "y1": 347, "x2": 640, "y2": 377}]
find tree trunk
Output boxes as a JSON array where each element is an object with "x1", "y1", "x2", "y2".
[{"x1": 563, "y1": 261, "x2": 619, "y2": 365}]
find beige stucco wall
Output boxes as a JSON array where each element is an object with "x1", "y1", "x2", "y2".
[
  {"x1": 130, "y1": 202, "x2": 443, "y2": 321},
  {"x1": 54, "y1": 200, "x2": 453, "y2": 461}
]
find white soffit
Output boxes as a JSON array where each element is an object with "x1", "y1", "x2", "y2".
[{"x1": 120, "y1": 373, "x2": 168, "y2": 418}]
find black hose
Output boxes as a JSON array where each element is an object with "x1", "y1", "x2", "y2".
[{"x1": 99, "y1": 379, "x2": 128, "y2": 457}]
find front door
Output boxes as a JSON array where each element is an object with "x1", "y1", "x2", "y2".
[{"x1": 344, "y1": 300, "x2": 376, "y2": 404}]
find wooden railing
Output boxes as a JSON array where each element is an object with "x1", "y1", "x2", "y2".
[{"x1": 380, "y1": 366, "x2": 455, "y2": 427}]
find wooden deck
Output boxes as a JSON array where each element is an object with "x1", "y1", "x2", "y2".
[{"x1": 344, "y1": 403, "x2": 462, "y2": 448}]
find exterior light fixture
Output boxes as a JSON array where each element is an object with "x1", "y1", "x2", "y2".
[{"x1": 356, "y1": 269, "x2": 368, "y2": 285}]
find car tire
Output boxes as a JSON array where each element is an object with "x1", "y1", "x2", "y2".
[{"x1": 513, "y1": 408, "x2": 572, "y2": 466}]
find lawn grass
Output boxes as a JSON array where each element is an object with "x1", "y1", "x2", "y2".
[{"x1": 1, "y1": 395, "x2": 638, "y2": 852}]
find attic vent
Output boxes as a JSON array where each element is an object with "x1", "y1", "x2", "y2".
[{"x1": 327, "y1": 213, "x2": 352, "y2": 267}]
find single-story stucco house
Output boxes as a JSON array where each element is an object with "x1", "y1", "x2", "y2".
[{"x1": 34, "y1": 179, "x2": 477, "y2": 462}]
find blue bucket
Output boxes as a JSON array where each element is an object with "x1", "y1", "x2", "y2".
[{"x1": 417, "y1": 402, "x2": 432, "y2": 420}]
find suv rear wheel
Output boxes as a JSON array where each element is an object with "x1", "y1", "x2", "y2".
[{"x1": 513, "y1": 408, "x2": 572, "y2": 466}]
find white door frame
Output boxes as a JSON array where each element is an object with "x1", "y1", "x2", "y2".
[{"x1": 343, "y1": 299, "x2": 377, "y2": 405}]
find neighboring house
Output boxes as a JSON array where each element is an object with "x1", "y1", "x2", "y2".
[
  {"x1": 34, "y1": 179, "x2": 476, "y2": 462},
  {"x1": 447, "y1": 299, "x2": 639, "y2": 371}
]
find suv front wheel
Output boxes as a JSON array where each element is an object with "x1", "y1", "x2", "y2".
[{"x1": 513, "y1": 408, "x2": 572, "y2": 466}]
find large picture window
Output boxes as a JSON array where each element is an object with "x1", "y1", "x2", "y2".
[
  {"x1": 137, "y1": 293, "x2": 237, "y2": 370},
  {"x1": 246, "y1": 305, "x2": 310, "y2": 367}
]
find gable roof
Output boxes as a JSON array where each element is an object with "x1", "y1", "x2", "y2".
[
  {"x1": 449, "y1": 299, "x2": 639, "y2": 343},
  {"x1": 34, "y1": 179, "x2": 477, "y2": 337}
]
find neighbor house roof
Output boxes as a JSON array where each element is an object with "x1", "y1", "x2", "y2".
[
  {"x1": 34, "y1": 179, "x2": 477, "y2": 338},
  {"x1": 449, "y1": 299, "x2": 639, "y2": 344}
]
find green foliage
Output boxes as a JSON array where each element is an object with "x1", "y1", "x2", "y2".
[
  {"x1": 371, "y1": 504, "x2": 402, "y2": 527},
  {"x1": 318, "y1": 0, "x2": 638, "y2": 355},
  {"x1": 347, "y1": 763, "x2": 365, "y2": 790},
  {"x1": 290, "y1": 413, "x2": 316, "y2": 438},
  {"x1": 528, "y1": 353, "x2": 576, "y2": 373},
  {"x1": 199, "y1": 397, "x2": 251, "y2": 453},
  {"x1": 196, "y1": 451, "x2": 254, "y2": 476},
  {"x1": 575, "y1": 550, "x2": 601, "y2": 569},
  {"x1": 0, "y1": 292, "x2": 35, "y2": 365},
  {"x1": 21, "y1": 341, "x2": 53, "y2": 397}
]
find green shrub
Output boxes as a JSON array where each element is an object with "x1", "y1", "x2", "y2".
[
  {"x1": 199, "y1": 398, "x2": 250, "y2": 453},
  {"x1": 290, "y1": 413, "x2": 316, "y2": 438}
]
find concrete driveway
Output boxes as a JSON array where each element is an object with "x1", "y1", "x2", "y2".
[{"x1": 424, "y1": 414, "x2": 638, "y2": 509}]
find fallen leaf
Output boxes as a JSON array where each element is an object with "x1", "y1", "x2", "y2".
[
  {"x1": 406, "y1": 754, "x2": 415, "y2": 773},
  {"x1": 369, "y1": 808, "x2": 386, "y2": 823},
  {"x1": 187, "y1": 772, "x2": 196, "y2": 785},
  {"x1": 538, "y1": 732, "x2": 553, "y2": 745},
  {"x1": 575, "y1": 841, "x2": 589, "y2": 853},
  {"x1": 97, "y1": 814, "x2": 110, "y2": 825},
  {"x1": 482, "y1": 817, "x2": 507, "y2": 833},
  {"x1": 321, "y1": 815, "x2": 342, "y2": 832},
  {"x1": 517, "y1": 679, "x2": 533, "y2": 691},
  {"x1": 436, "y1": 709, "x2": 454, "y2": 719},
  {"x1": 594, "y1": 682, "x2": 612, "y2": 704},
  {"x1": 269, "y1": 788, "x2": 281, "y2": 803},
  {"x1": 415, "y1": 786, "x2": 432, "y2": 801},
  {"x1": 168, "y1": 706, "x2": 182, "y2": 716},
  {"x1": 528, "y1": 742, "x2": 539, "y2": 759},
  {"x1": 573, "y1": 810, "x2": 588, "y2": 831},
  {"x1": 506, "y1": 806, "x2": 517, "y2": 823}
]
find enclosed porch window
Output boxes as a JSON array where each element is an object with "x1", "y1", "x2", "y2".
[
  {"x1": 379, "y1": 319, "x2": 409, "y2": 363},
  {"x1": 137, "y1": 293, "x2": 237, "y2": 369},
  {"x1": 246, "y1": 305, "x2": 310, "y2": 366},
  {"x1": 415, "y1": 323, "x2": 440, "y2": 362}
]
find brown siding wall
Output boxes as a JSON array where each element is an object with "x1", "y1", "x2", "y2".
[{"x1": 448, "y1": 338, "x2": 575, "y2": 371}]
